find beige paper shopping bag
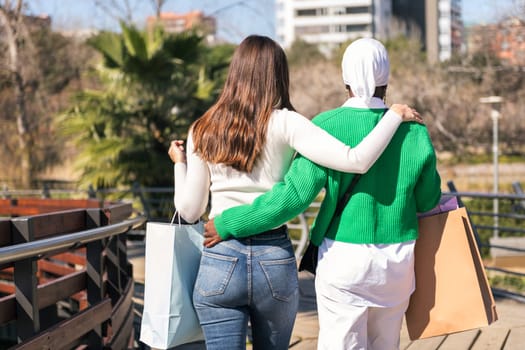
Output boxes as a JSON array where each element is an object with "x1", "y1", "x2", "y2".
[{"x1": 405, "y1": 207, "x2": 498, "y2": 340}]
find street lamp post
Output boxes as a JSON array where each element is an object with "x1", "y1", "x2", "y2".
[{"x1": 480, "y1": 96, "x2": 503, "y2": 238}]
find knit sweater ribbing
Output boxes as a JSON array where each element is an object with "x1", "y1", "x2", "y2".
[{"x1": 214, "y1": 107, "x2": 441, "y2": 245}]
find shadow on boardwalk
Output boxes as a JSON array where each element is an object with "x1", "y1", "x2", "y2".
[
  {"x1": 289, "y1": 272, "x2": 525, "y2": 350},
  {"x1": 129, "y1": 242, "x2": 525, "y2": 350}
]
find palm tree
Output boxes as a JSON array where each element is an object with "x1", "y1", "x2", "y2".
[{"x1": 61, "y1": 23, "x2": 233, "y2": 193}]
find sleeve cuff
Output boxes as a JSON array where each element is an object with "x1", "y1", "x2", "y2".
[
  {"x1": 385, "y1": 109, "x2": 403, "y2": 124},
  {"x1": 214, "y1": 214, "x2": 233, "y2": 240}
]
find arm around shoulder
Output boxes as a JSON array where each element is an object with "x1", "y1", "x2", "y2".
[
  {"x1": 414, "y1": 133, "x2": 442, "y2": 212},
  {"x1": 280, "y1": 110, "x2": 402, "y2": 174},
  {"x1": 214, "y1": 155, "x2": 327, "y2": 239}
]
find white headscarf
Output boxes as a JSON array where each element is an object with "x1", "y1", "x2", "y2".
[{"x1": 341, "y1": 38, "x2": 390, "y2": 104}]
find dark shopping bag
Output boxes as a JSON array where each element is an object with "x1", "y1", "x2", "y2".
[{"x1": 298, "y1": 242, "x2": 318, "y2": 275}]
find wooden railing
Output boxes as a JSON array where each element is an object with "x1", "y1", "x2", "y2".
[
  {"x1": 0, "y1": 198, "x2": 103, "y2": 217},
  {"x1": 0, "y1": 200, "x2": 146, "y2": 349}
]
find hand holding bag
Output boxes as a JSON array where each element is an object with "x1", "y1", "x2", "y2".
[
  {"x1": 140, "y1": 214, "x2": 205, "y2": 349},
  {"x1": 405, "y1": 206, "x2": 498, "y2": 340}
]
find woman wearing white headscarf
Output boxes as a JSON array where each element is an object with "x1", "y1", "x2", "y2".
[{"x1": 203, "y1": 37, "x2": 442, "y2": 349}]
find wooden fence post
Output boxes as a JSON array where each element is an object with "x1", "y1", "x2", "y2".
[
  {"x1": 11, "y1": 218, "x2": 40, "y2": 341},
  {"x1": 85, "y1": 208, "x2": 108, "y2": 348}
]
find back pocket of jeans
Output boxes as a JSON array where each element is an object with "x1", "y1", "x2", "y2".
[
  {"x1": 196, "y1": 251, "x2": 238, "y2": 296},
  {"x1": 259, "y1": 257, "x2": 298, "y2": 302}
]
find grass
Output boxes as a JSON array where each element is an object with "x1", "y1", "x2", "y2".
[{"x1": 488, "y1": 272, "x2": 525, "y2": 293}]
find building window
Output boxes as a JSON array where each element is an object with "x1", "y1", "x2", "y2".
[
  {"x1": 332, "y1": 6, "x2": 370, "y2": 15},
  {"x1": 346, "y1": 6, "x2": 370, "y2": 14},
  {"x1": 333, "y1": 7, "x2": 345, "y2": 15},
  {"x1": 295, "y1": 25, "x2": 330, "y2": 35},
  {"x1": 346, "y1": 24, "x2": 370, "y2": 32},
  {"x1": 333, "y1": 24, "x2": 370, "y2": 33},
  {"x1": 296, "y1": 8, "x2": 327, "y2": 16},
  {"x1": 297, "y1": 8, "x2": 316, "y2": 16}
]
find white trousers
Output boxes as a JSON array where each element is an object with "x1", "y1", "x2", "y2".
[
  {"x1": 316, "y1": 291, "x2": 409, "y2": 350},
  {"x1": 315, "y1": 238, "x2": 414, "y2": 350}
]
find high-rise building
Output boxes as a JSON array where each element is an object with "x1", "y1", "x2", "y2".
[
  {"x1": 275, "y1": 0, "x2": 393, "y2": 55},
  {"x1": 391, "y1": 0, "x2": 426, "y2": 44},
  {"x1": 436, "y1": 0, "x2": 463, "y2": 61},
  {"x1": 274, "y1": 0, "x2": 463, "y2": 62},
  {"x1": 392, "y1": 0, "x2": 463, "y2": 62}
]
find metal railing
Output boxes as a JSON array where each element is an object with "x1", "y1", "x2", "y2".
[
  {"x1": 0, "y1": 217, "x2": 145, "y2": 265},
  {"x1": 446, "y1": 181, "x2": 525, "y2": 302},
  {"x1": 0, "y1": 203, "x2": 147, "y2": 348},
  {"x1": 2, "y1": 181, "x2": 524, "y2": 302}
]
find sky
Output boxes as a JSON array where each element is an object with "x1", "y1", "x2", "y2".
[
  {"x1": 27, "y1": 0, "x2": 275, "y2": 42},
  {"x1": 27, "y1": 0, "x2": 521, "y2": 43},
  {"x1": 462, "y1": 0, "x2": 519, "y2": 25}
]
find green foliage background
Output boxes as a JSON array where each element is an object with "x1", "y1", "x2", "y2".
[{"x1": 59, "y1": 23, "x2": 234, "y2": 190}]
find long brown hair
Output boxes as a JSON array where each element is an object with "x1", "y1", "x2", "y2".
[{"x1": 192, "y1": 35, "x2": 294, "y2": 172}]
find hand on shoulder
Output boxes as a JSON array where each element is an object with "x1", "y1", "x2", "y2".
[{"x1": 390, "y1": 104, "x2": 423, "y2": 124}]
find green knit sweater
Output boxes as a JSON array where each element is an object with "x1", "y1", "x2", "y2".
[{"x1": 214, "y1": 107, "x2": 442, "y2": 245}]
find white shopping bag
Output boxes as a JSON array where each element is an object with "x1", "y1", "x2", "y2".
[{"x1": 140, "y1": 218, "x2": 205, "y2": 349}]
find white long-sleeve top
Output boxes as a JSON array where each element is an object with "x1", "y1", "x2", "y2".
[{"x1": 174, "y1": 98, "x2": 402, "y2": 222}]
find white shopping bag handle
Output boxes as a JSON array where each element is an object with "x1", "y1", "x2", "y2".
[{"x1": 170, "y1": 212, "x2": 182, "y2": 227}]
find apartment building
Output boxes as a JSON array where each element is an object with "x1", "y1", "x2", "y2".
[
  {"x1": 276, "y1": 0, "x2": 463, "y2": 62},
  {"x1": 468, "y1": 17, "x2": 525, "y2": 66},
  {"x1": 275, "y1": 0, "x2": 392, "y2": 55},
  {"x1": 146, "y1": 11, "x2": 216, "y2": 42}
]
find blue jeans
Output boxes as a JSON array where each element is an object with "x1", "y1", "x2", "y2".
[{"x1": 193, "y1": 227, "x2": 299, "y2": 350}]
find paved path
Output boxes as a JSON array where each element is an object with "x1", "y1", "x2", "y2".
[{"x1": 129, "y1": 241, "x2": 525, "y2": 350}]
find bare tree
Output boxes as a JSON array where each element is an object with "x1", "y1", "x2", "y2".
[
  {"x1": 290, "y1": 62, "x2": 345, "y2": 119},
  {"x1": 0, "y1": 0, "x2": 86, "y2": 188},
  {"x1": 0, "y1": 0, "x2": 36, "y2": 188},
  {"x1": 94, "y1": 0, "x2": 135, "y2": 24},
  {"x1": 93, "y1": 0, "x2": 170, "y2": 27},
  {"x1": 288, "y1": 35, "x2": 525, "y2": 159},
  {"x1": 518, "y1": 0, "x2": 525, "y2": 18},
  {"x1": 150, "y1": 0, "x2": 169, "y2": 18}
]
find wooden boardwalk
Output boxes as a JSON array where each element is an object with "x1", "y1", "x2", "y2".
[
  {"x1": 129, "y1": 242, "x2": 525, "y2": 350},
  {"x1": 291, "y1": 272, "x2": 525, "y2": 350}
]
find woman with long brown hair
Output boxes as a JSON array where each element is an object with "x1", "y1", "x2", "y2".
[{"x1": 168, "y1": 35, "x2": 420, "y2": 349}]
